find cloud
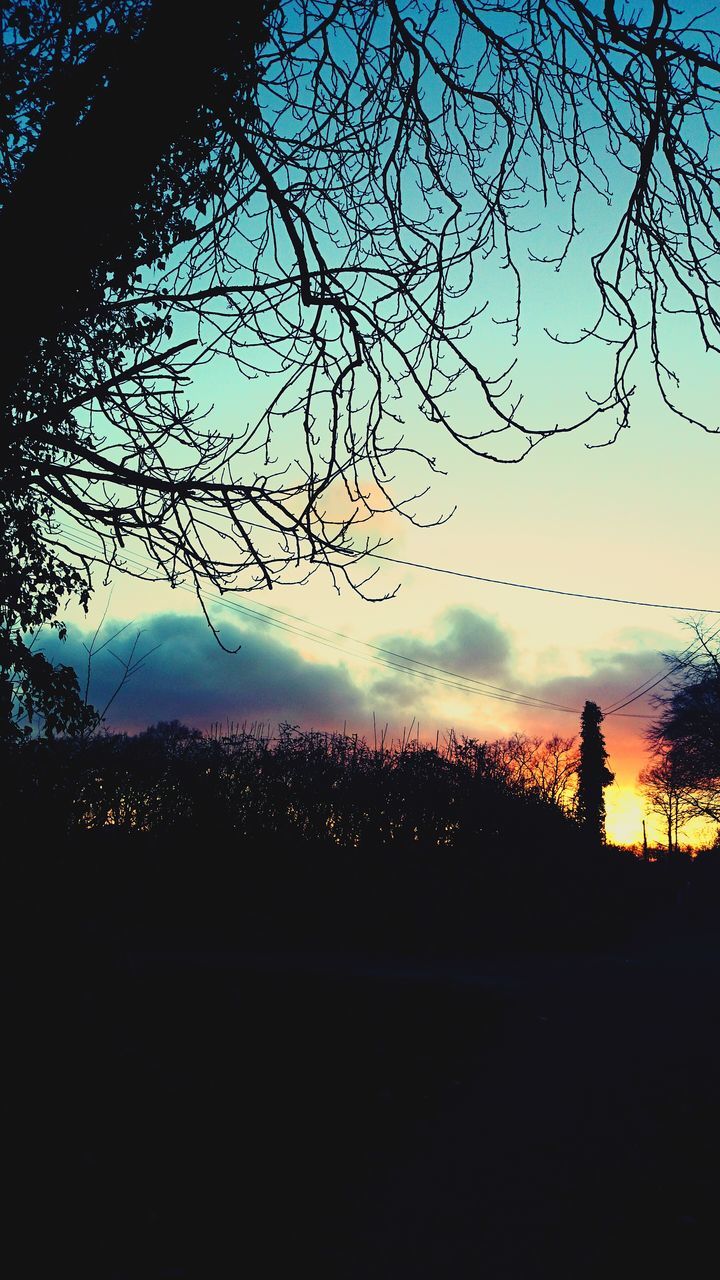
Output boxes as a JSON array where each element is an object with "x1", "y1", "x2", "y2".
[
  {"x1": 366, "y1": 606, "x2": 513, "y2": 709},
  {"x1": 36, "y1": 607, "x2": 670, "y2": 787},
  {"x1": 40, "y1": 612, "x2": 366, "y2": 732},
  {"x1": 533, "y1": 648, "x2": 665, "y2": 722},
  {"x1": 388, "y1": 606, "x2": 512, "y2": 676},
  {"x1": 522, "y1": 647, "x2": 670, "y2": 784}
]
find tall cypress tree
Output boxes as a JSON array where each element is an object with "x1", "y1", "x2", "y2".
[{"x1": 576, "y1": 701, "x2": 614, "y2": 844}]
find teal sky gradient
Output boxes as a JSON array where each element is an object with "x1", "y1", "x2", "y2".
[{"x1": 49, "y1": 3, "x2": 720, "y2": 845}]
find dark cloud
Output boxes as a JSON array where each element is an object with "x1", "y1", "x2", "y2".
[
  {"x1": 533, "y1": 648, "x2": 665, "y2": 722},
  {"x1": 366, "y1": 606, "x2": 512, "y2": 708},
  {"x1": 520, "y1": 647, "x2": 668, "y2": 781},
  {"x1": 40, "y1": 612, "x2": 366, "y2": 732},
  {"x1": 37, "y1": 607, "x2": 669, "y2": 768},
  {"x1": 35, "y1": 605, "x2": 516, "y2": 736},
  {"x1": 390, "y1": 607, "x2": 512, "y2": 676}
]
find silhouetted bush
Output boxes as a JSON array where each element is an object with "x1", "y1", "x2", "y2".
[
  {"x1": 7, "y1": 719, "x2": 575, "y2": 842},
  {"x1": 3, "y1": 720, "x2": 677, "y2": 956}
]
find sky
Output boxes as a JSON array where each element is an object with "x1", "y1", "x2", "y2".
[
  {"x1": 55, "y1": 246, "x2": 720, "y2": 849},
  {"x1": 53, "y1": 371, "x2": 719, "y2": 848},
  {"x1": 44, "y1": 3, "x2": 720, "y2": 849}
]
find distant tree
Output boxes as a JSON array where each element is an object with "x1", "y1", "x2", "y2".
[
  {"x1": 639, "y1": 748, "x2": 695, "y2": 854},
  {"x1": 501, "y1": 733, "x2": 578, "y2": 809},
  {"x1": 649, "y1": 622, "x2": 720, "y2": 828},
  {"x1": 576, "y1": 701, "x2": 614, "y2": 845}
]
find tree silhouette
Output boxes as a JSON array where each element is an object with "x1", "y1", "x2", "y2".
[
  {"x1": 5, "y1": 1, "x2": 720, "y2": 703},
  {"x1": 499, "y1": 732, "x2": 578, "y2": 810},
  {"x1": 0, "y1": 481, "x2": 94, "y2": 738},
  {"x1": 576, "y1": 701, "x2": 614, "y2": 845},
  {"x1": 649, "y1": 623, "x2": 720, "y2": 827},
  {"x1": 639, "y1": 747, "x2": 694, "y2": 854}
]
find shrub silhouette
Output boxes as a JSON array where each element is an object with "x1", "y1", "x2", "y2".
[{"x1": 3, "y1": 719, "x2": 665, "y2": 955}]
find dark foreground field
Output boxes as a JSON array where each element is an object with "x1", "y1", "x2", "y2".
[{"x1": 6, "y1": 846, "x2": 720, "y2": 1278}]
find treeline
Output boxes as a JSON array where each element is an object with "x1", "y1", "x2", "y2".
[
  {"x1": 7, "y1": 718, "x2": 581, "y2": 844},
  {"x1": 4, "y1": 719, "x2": 665, "y2": 955}
]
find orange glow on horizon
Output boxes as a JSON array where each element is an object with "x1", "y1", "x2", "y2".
[
  {"x1": 605, "y1": 784, "x2": 646, "y2": 848},
  {"x1": 604, "y1": 781, "x2": 714, "y2": 850}
]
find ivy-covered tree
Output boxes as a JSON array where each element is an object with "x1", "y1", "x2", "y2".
[
  {"x1": 576, "y1": 701, "x2": 614, "y2": 845},
  {"x1": 0, "y1": 482, "x2": 94, "y2": 740}
]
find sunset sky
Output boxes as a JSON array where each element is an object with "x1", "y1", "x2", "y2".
[
  {"x1": 44, "y1": 1, "x2": 720, "y2": 851},
  {"x1": 54, "y1": 351, "x2": 719, "y2": 847}
]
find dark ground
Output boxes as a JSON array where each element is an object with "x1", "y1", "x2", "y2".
[{"x1": 6, "y1": 860, "x2": 720, "y2": 1278}]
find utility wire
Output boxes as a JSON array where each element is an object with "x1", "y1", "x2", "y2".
[
  {"x1": 260, "y1": 521, "x2": 718, "y2": 716},
  {"x1": 57, "y1": 524, "x2": 651, "y2": 720},
  {"x1": 363, "y1": 551, "x2": 720, "y2": 616},
  {"x1": 193, "y1": 513, "x2": 720, "y2": 617},
  {"x1": 58, "y1": 529, "x2": 580, "y2": 713},
  {"x1": 605, "y1": 620, "x2": 720, "y2": 716}
]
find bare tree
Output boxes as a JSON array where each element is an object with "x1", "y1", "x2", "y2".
[
  {"x1": 649, "y1": 621, "x2": 720, "y2": 829},
  {"x1": 500, "y1": 732, "x2": 578, "y2": 808},
  {"x1": 639, "y1": 747, "x2": 695, "y2": 853},
  {"x1": 4, "y1": 1, "x2": 720, "y2": 626}
]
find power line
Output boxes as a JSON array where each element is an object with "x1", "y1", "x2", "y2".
[
  {"x1": 201, "y1": 514, "x2": 719, "y2": 616},
  {"x1": 311, "y1": 530, "x2": 720, "y2": 718},
  {"x1": 363, "y1": 551, "x2": 720, "y2": 616},
  {"x1": 605, "y1": 619, "x2": 720, "y2": 713},
  {"x1": 56, "y1": 512, "x2": 717, "y2": 616},
  {"x1": 62, "y1": 506, "x2": 714, "y2": 618},
  {"x1": 605, "y1": 665, "x2": 680, "y2": 716},
  {"x1": 56, "y1": 524, "x2": 652, "y2": 720},
  {"x1": 605, "y1": 620, "x2": 720, "y2": 716},
  {"x1": 606, "y1": 672, "x2": 672, "y2": 716},
  {"x1": 58, "y1": 528, "x2": 584, "y2": 714}
]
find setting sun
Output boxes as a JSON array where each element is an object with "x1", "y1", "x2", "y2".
[{"x1": 605, "y1": 785, "x2": 646, "y2": 848}]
